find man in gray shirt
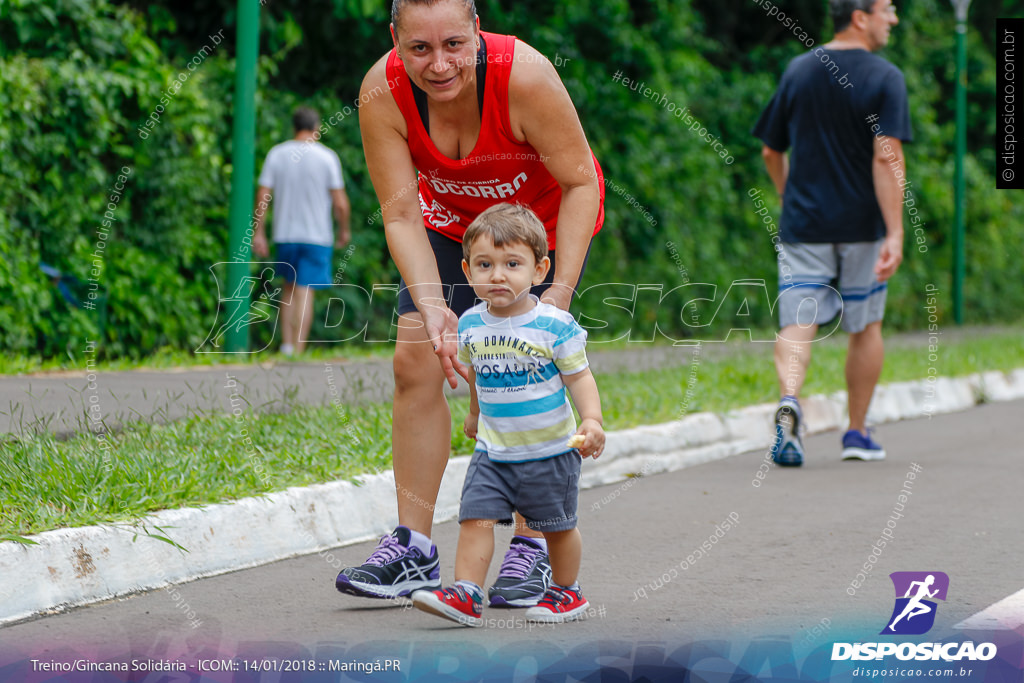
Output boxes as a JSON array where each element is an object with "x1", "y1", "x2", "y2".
[{"x1": 253, "y1": 107, "x2": 351, "y2": 355}]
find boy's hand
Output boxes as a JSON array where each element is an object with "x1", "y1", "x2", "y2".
[
  {"x1": 463, "y1": 412, "x2": 479, "y2": 440},
  {"x1": 570, "y1": 418, "x2": 605, "y2": 459}
]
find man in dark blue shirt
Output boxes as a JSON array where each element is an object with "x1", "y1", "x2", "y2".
[{"x1": 752, "y1": 0, "x2": 910, "y2": 465}]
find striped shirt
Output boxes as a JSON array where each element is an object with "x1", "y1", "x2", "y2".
[{"x1": 458, "y1": 299, "x2": 589, "y2": 463}]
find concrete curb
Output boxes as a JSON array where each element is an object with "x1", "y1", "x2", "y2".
[{"x1": 2, "y1": 369, "x2": 1022, "y2": 625}]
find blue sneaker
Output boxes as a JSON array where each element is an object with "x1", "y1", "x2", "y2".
[
  {"x1": 771, "y1": 396, "x2": 804, "y2": 467},
  {"x1": 842, "y1": 429, "x2": 886, "y2": 461}
]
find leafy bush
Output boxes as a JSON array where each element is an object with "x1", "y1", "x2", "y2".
[{"x1": 2, "y1": 0, "x2": 1019, "y2": 362}]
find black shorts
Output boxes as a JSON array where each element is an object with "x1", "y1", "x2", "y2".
[{"x1": 396, "y1": 230, "x2": 591, "y2": 317}]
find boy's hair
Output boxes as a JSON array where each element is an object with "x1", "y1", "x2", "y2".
[{"x1": 462, "y1": 203, "x2": 548, "y2": 264}]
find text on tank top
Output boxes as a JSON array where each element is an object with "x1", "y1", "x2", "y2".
[{"x1": 385, "y1": 32, "x2": 604, "y2": 249}]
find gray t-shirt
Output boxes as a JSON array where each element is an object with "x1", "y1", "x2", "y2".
[{"x1": 258, "y1": 140, "x2": 344, "y2": 246}]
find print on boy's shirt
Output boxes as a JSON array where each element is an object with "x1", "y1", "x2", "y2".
[
  {"x1": 475, "y1": 360, "x2": 547, "y2": 388},
  {"x1": 460, "y1": 335, "x2": 551, "y2": 360}
]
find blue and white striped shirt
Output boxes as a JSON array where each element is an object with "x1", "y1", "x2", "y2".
[{"x1": 458, "y1": 299, "x2": 589, "y2": 463}]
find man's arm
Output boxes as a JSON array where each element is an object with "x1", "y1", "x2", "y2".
[
  {"x1": 253, "y1": 185, "x2": 272, "y2": 258},
  {"x1": 331, "y1": 188, "x2": 351, "y2": 249},
  {"x1": 872, "y1": 137, "x2": 905, "y2": 282},
  {"x1": 509, "y1": 42, "x2": 601, "y2": 312},
  {"x1": 761, "y1": 145, "x2": 788, "y2": 199}
]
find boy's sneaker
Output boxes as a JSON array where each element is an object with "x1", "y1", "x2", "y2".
[
  {"x1": 487, "y1": 537, "x2": 552, "y2": 607},
  {"x1": 771, "y1": 396, "x2": 804, "y2": 467},
  {"x1": 335, "y1": 526, "x2": 440, "y2": 599},
  {"x1": 842, "y1": 429, "x2": 886, "y2": 461},
  {"x1": 411, "y1": 585, "x2": 483, "y2": 627},
  {"x1": 524, "y1": 585, "x2": 590, "y2": 623}
]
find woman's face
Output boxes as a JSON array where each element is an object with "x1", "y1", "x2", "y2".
[{"x1": 392, "y1": 0, "x2": 479, "y2": 103}]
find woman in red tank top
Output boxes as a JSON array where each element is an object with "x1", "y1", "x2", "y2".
[
  {"x1": 336, "y1": 0, "x2": 604, "y2": 606},
  {"x1": 384, "y1": 30, "x2": 604, "y2": 249}
]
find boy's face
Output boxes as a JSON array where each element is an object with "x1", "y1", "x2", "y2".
[{"x1": 461, "y1": 234, "x2": 550, "y2": 316}]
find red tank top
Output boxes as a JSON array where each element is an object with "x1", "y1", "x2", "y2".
[{"x1": 386, "y1": 32, "x2": 604, "y2": 249}]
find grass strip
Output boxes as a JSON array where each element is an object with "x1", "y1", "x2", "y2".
[{"x1": 2, "y1": 327, "x2": 1022, "y2": 539}]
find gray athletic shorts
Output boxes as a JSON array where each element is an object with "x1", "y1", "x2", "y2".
[
  {"x1": 458, "y1": 449, "x2": 582, "y2": 533},
  {"x1": 777, "y1": 240, "x2": 887, "y2": 334}
]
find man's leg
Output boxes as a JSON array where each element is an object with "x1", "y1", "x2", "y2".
[
  {"x1": 292, "y1": 284, "x2": 315, "y2": 353},
  {"x1": 279, "y1": 281, "x2": 296, "y2": 352},
  {"x1": 846, "y1": 320, "x2": 883, "y2": 433},
  {"x1": 775, "y1": 323, "x2": 819, "y2": 399},
  {"x1": 837, "y1": 240, "x2": 888, "y2": 460},
  {"x1": 770, "y1": 322, "x2": 818, "y2": 466}
]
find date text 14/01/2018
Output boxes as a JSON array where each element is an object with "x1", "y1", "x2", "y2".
[{"x1": 196, "y1": 659, "x2": 402, "y2": 673}]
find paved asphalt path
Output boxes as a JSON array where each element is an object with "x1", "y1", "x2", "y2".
[
  {"x1": 0, "y1": 357, "x2": 397, "y2": 438},
  {"x1": 2, "y1": 400, "x2": 1020, "y2": 671},
  {"x1": 0, "y1": 344, "x2": 723, "y2": 437},
  {"x1": 0, "y1": 350, "x2": 677, "y2": 438}
]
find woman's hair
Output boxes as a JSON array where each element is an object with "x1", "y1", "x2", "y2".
[{"x1": 391, "y1": 0, "x2": 477, "y2": 31}]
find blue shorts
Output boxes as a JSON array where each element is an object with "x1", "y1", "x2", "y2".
[
  {"x1": 458, "y1": 449, "x2": 582, "y2": 533},
  {"x1": 275, "y1": 242, "x2": 332, "y2": 289}
]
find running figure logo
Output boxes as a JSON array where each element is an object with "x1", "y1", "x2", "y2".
[
  {"x1": 198, "y1": 264, "x2": 289, "y2": 353},
  {"x1": 881, "y1": 571, "x2": 950, "y2": 635}
]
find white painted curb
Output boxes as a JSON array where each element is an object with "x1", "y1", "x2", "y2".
[{"x1": 1, "y1": 369, "x2": 1021, "y2": 625}]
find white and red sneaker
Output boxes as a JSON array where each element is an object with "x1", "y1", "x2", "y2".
[
  {"x1": 411, "y1": 585, "x2": 483, "y2": 627},
  {"x1": 524, "y1": 585, "x2": 590, "y2": 623}
]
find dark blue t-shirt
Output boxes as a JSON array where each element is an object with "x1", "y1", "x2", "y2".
[{"x1": 752, "y1": 48, "x2": 911, "y2": 243}]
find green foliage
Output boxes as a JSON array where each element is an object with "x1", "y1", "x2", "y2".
[
  {"x1": 1, "y1": 0, "x2": 1020, "y2": 362},
  {"x1": 1, "y1": 0, "x2": 230, "y2": 358}
]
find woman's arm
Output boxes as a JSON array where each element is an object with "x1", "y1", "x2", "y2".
[{"x1": 360, "y1": 56, "x2": 466, "y2": 386}]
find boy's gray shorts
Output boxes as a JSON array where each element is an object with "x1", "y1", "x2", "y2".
[
  {"x1": 458, "y1": 449, "x2": 582, "y2": 533},
  {"x1": 777, "y1": 240, "x2": 887, "y2": 334}
]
